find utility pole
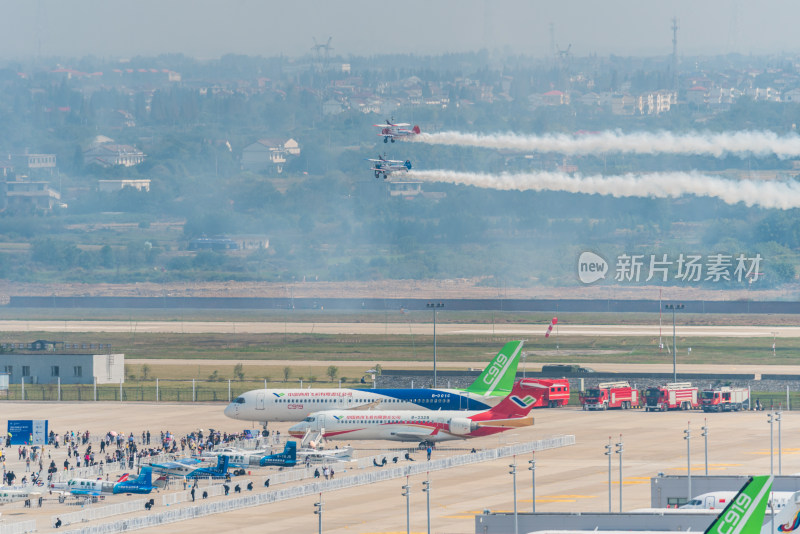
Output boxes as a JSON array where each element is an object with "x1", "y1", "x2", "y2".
[
  {"x1": 684, "y1": 423, "x2": 691, "y2": 501},
  {"x1": 528, "y1": 451, "x2": 536, "y2": 513},
  {"x1": 426, "y1": 302, "x2": 444, "y2": 388},
  {"x1": 768, "y1": 412, "x2": 775, "y2": 475},
  {"x1": 777, "y1": 411, "x2": 782, "y2": 475},
  {"x1": 509, "y1": 458, "x2": 518, "y2": 534},
  {"x1": 313, "y1": 493, "x2": 323, "y2": 534},
  {"x1": 422, "y1": 473, "x2": 431, "y2": 534},
  {"x1": 664, "y1": 304, "x2": 684, "y2": 381},
  {"x1": 604, "y1": 437, "x2": 612, "y2": 512},
  {"x1": 672, "y1": 17, "x2": 679, "y2": 98},
  {"x1": 615, "y1": 435, "x2": 624, "y2": 512},
  {"x1": 401, "y1": 476, "x2": 410, "y2": 534},
  {"x1": 701, "y1": 420, "x2": 709, "y2": 476}
]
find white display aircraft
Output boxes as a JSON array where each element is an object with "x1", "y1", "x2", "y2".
[
  {"x1": 0, "y1": 487, "x2": 41, "y2": 504},
  {"x1": 224, "y1": 341, "x2": 523, "y2": 425},
  {"x1": 287, "y1": 377, "x2": 546, "y2": 447}
]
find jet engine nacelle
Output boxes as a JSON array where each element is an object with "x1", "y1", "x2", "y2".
[{"x1": 448, "y1": 417, "x2": 478, "y2": 436}]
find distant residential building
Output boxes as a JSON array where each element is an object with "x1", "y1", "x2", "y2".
[
  {"x1": 84, "y1": 137, "x2": 146, "y2": 168},
  {"x1": 784, "y1": 88, "x2": 800, "y2": 102},
  {"x1": 7, "y1": 153, "x2": 57, "y2": 177},
  {"x1": 241, "y1": 138, "x2": 300, "y2": 174},
  {"x1": 188, "y1": 236, "x2": 239, "y2": 251},
  {"x1": 3, "y1": 177, "x2": 61, "y2": 212},
  {"x1": 98, "y1": 179, "x2": 151, "y2": 192},
  {"x1": 542, "y1": 90, "x2": 569, "y2": 106},
  {"x1": 229, "y1": 235, "x2": 269, "y2": 250},
  {"x1": 388, "y1": 180, "x2": 423, "y2": 198},
  {"x1": 322, "y1": 99, "x2": 345, "y2": 115}
]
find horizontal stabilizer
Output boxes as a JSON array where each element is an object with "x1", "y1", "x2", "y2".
[{"x1": 475, "y1": 415, "x2": 533, "y2": 428}]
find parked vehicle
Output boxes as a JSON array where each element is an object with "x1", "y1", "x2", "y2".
[
  {"x1": 701, "y1": 387, "x2": 750, "y2": 412},
  {"x1": 579, "y1": 381, "x2": 639, "y2": 410},
  {"x1": 527, "y1": 379, "x2": 570, "y2": 408},
  {"x1": 644, "y1": 382, "x2": 699, "y2": 411}
]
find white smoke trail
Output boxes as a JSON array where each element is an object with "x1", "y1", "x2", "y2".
[
  {"x1": 413, "y1": 130, "x2": 800, "y2": 159},
  {"x1": 407, "y1": 169, "x2": 800, "y2": 210}
]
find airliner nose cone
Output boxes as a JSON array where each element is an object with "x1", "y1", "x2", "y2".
[{"x1": 224, "y1": 404, "x2": 237, "y2": 419}]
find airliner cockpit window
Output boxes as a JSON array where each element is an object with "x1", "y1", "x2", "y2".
[
  {"x1": 234, "y1": 397, "x2": 245, "y2": 404},
  {"x1": 303, "y1": 416, "x2": 315, "y2": 422}
]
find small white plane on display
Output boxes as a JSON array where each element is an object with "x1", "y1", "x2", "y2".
[
  {"x1": 288, "y1": 377, "x2": 546, "y2": 447},
  {"x1": 50, "y1": 467, "x2": 159, "y2": 496},
  {"x1": 374, "y1": 119, "x2": 420, "y2": 143},
  {"x1": 224, "y1": 341, "x2": 523, "y2": 425},
  {"x1": 297, "y1": 445, "x2": 354, "y2": 463},
  {"x1": 0, "y1": 487, "x2": 41, "y2": 504},
  {"x1": 150, "y1": 455, "x2": 232, "y2": 479}
]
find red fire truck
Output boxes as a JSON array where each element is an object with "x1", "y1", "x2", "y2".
[
  {"x1": 701, "y1": 387, "x2": 750, "y2": 412},
  {"x1": 644, "y1": 382, "x2": 699, "y2": 412},
  {"x1": 579, "y1": 381, "x2": 639, "y2": 410},
  {"x1": 528, "y1": 379, "x2": 570, "y2": 408}
]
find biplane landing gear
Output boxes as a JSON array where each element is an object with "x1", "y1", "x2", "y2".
[{"x1": 384, "y1": 137, "x2": 389, "y2": 143}]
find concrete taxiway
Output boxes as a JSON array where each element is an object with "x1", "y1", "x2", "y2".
[{"x1": 0, "y1": 401, "x2": 792, "y2": 533}]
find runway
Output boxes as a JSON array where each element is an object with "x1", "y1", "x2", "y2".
[{"x1": 1, "y1": 320, "x2": 798, "y2": 337}]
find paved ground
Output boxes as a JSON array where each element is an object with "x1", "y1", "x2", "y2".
[
  {"x1": 0, "y1": 402, "x2": 793, "y2": 534},
  {"x1": 2, "y1": 320, "x2": 800, "y2": 337}
]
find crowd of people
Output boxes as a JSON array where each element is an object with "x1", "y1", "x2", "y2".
[{"x1": 2, "y1": 427, "x2": 280, "y2": 489}]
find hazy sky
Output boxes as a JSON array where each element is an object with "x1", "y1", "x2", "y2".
[{"x1": 3, "y1": 0, "x2": 800, "y2": 61}]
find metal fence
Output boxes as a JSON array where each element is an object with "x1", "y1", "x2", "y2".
[
  {"x1": 54, "y1": 498, "x2": 149, "y2": 528},
  {"x1": 1, "y1": 379, "x2": 343, "y2": 403},
  {"x1": 61, "y1": 435, "x2": 575, "y2": 534},
  {"x1": 0, "y1": 520, "x2": 37, "y2": 534}
]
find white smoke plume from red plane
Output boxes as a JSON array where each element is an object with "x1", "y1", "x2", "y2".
[
  {"x1": 407, "y1": 169, "x2": 800, "y2": 210},
  {"x1": 413, "y1": 130, "x2": 800, "y2": 159}
]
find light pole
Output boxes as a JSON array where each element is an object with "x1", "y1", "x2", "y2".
[
  {"x1": 313, "y1": 493, "x2": 323, "y2": 534},
  {"x1": 401, "y1": 476, "x2": 410, "y2": 534},
  {"x1": 528, "y1": 451, "x2": 536, "y2": 513},
  {"x1": 615, "y1": 435, "x2": 623, "y2": 512},
  {"x1": 684, "y1": 424, "x2": 691, "y2": 502},
  {"x1": 701, "y1": 419, "x2": 708, "y2": 476},
  {"x1": 664, "y1": 304, "x2": 684, "y2": 382},
  {"x1": 604, "y1": 437, "x2": 612, "y2": 512},
  {"x1": 422, "y1": 472, "x2": 431, "y2": 534},
  {"x1": 768, "y1": 412, "x2": 775, "y2": 475},
  {"x1": 777, "y1": 411, "x2": 782, "y2": 475},
  {"x1": 509, "y1": 457, "x2": 518, "y2": 534},
  {"x1": 426, "y1": 302, "x2": 444, "y2": 388}
]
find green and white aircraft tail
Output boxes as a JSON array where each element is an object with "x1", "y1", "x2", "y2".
[
  {"x1": 705, "y1": 475, "x2": 773, "y2": 534},
  {"x1": 462, "y1": 340, "x2": 523, "y2": 397}
]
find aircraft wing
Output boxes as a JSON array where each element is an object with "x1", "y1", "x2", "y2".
[
  {"x1": 392, "y1": 123, "x2": 410, "y2": 127},
  {"x1": 390, "y1": 430, "x2": 437, "y2": 440}
]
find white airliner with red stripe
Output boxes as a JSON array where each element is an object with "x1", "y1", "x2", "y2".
[{"x1": 287, "y1": 378, "x2": 545, "y2": 446}]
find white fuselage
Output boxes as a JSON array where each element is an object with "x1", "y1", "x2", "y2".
[
  {"x1": 0, "y1": 488, "x2": 40, "y2": 504},
  {"x1": 224, "y1": 387, "x2": 497, "y2": 424},
  {"x1": 682, "y1": 491, "x2": 796, "y2": 510}
]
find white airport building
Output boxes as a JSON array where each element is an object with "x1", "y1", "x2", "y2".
[{"x1": 0, "y1": 350, "x2": 124, "y2": 385}]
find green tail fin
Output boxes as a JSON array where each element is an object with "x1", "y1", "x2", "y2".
[
  {"x1": 704, "y1": 475, "x2": 773, "y2": 534},
  {"x1": 464, "y1": 341, "x2": 523, "y2": 396}
]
